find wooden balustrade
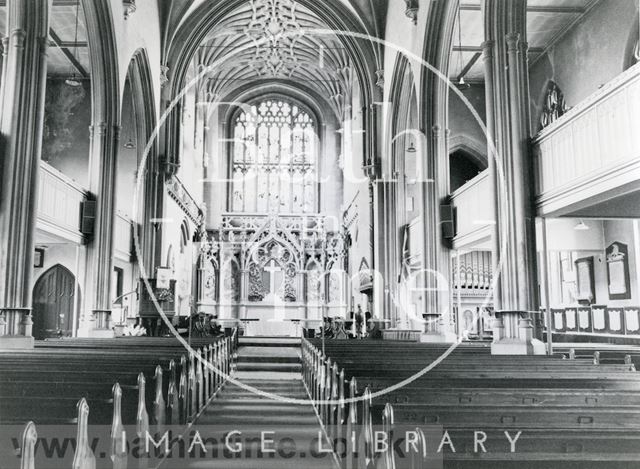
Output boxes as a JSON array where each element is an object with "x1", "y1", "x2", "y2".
[
  {"x1": 37, "y1": 161, "x2": 87, "y2": 243},
  {"x1": 533, "y1": 63, "x2": 640, "y2": 215},
  {"x1": 450, "y1": 170, "x2": 494, "y2": 248}
]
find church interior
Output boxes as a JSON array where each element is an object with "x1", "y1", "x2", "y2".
[{"x1": 1, "y1": 0, "x2": 640, "y2": 467}]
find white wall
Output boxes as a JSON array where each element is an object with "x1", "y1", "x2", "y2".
[{"x1": 539, "y1": 218, "x2": 640, "y2": 308}]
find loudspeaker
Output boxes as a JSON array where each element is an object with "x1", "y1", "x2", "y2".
[
  {"x1": 80, "y1": 200, "x2": 96, "y2": 236},
  {"x1": 440, "y1": 204, "x2": 455, "y2": 239}
]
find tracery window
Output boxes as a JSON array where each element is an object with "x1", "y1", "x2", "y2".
[{"x1": 231, "y1": 98, "x2": 317, "y2": 213}]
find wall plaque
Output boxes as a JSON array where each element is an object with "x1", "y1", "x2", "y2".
[{"x1": 606, "y1": 242, "x2": 631, "y2": 301}]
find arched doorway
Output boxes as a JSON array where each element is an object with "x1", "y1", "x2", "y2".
[{"x1": 32, "y1": 265, "x2": 80, "y2": 339}]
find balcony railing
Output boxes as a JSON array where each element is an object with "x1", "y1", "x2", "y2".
[
  {"x1": 533, "y1": 63, "x2": 640, "y2": 214},
  {"x1": 450, "y1": 170, "x2": 494, "y2": 248},
  {"x1": 37, "y1": 161, "x2": 87, "y2": 243}
]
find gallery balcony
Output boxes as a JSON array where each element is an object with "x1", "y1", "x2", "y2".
[
  {"x1": 114, "y1": 212, "x2": 134, "y2": 262},
  {"x1": 450, "y1": 170, "x2": 494, "y2": 250},
  {"x1": 36, "y1": 161, "x2": 87, "y2": 244},
  {"x1": 533, "y1": 63, "x2": 640, "y2": 217}
]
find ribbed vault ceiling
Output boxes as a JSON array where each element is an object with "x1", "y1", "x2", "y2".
[{"x1": 192, "y1": 0, "x2": 354, "y2": 119}]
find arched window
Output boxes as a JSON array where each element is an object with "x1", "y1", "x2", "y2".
[{"x1": 231, "y1": 98, "x2": 317, "y2": 214}]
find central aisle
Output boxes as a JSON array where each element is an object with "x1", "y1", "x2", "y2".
[{"x1": 186, "y1": 337, "x2": 337, "y2": 469}]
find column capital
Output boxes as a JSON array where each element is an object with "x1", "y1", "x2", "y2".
[
  {"x1": 9, "y1": 29, "x2": 27, "y2": 48},
  {"x1": 431, "y1": 124, "x2": 448, "y2": 138},
  {"x1": 505, "y1": 32, "x2": 520, "y2": 52},
  {"x1": 481, "y1": 40, "x2": 494, "y2": 56},
  {"x1": 89, "y1": 123, "x2": 122, "y2": 139},
  {"x1": 37, "y1": 35, "x2": 49, "y2": 52},
  {"x1": 90, "y1": 123, "x2": 107, "y2": 137}
]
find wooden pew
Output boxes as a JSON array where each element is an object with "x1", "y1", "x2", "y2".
[
  {"x1": 301, "y1": 339, "x2": 640, "y2": 467},
  {"x1": 8, "y1": 332, "x2": 239, "y2": 469}
]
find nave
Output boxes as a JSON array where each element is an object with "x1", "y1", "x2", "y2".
[
  {"x1": 0, "y1": 0, "x2": 640, "y2": 467},
  {"x1": 3, "y1": 335, "x2": 640, "y2": 468}
]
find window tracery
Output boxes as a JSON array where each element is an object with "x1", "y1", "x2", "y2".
[{"x1": 231, "y1": 98, "x2": 317, "y2": 214}]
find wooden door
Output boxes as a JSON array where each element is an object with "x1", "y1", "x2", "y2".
[{"x1": 32, "y1": 265, "x2": 79, "y2": 339}]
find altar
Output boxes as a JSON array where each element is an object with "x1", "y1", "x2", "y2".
[{"x1": 241, "y1": 299, "x2": 321, "y2": 337}]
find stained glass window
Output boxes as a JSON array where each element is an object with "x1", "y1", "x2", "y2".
[{"x1": 231, "y1": 99, "x2": 317, "y2": 213}]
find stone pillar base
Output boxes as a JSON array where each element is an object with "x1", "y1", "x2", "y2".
[
  {"x1": 420, "y1": 330, "x2": 458, "y2": 344},
  {"x1": 491, "y1": 311, "x2": 546, "y2": 355},
  {"x1": 87, "y1": 329, "x2": 115, "y2": 338},
  {"x1": 491, "y1": 337, "x2": 546, "y2": 355},
  {"x1": 0, "y1": 336, "x2": 35, "y2": 350}
]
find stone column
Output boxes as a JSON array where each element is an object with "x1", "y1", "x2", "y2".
[
  {"x1": 81, "y1": 123, "x2": 121, "y2": 336},
  {"x1": 0, "y1": 0, "x2": 49, "y2": 349},
  {"x1": 419, "y1": 124, "x2": 456, "y2": 343},
  {"x1": 384, "y1": 176, "x2": 399, "y2": 327},
  {"x1": 370, "y1": 176, "x2": 386, "y2": 322},
  {"x1": 483, "y1": 0, "x2": 544, "y2": 355}
]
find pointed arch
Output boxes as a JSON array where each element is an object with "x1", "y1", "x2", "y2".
[
  {"x1": 448, "y1": 135, "x2": 488, "y2": 170},
  {"x1": 124, "y1": 48, "x2": 162, "y2": 270},
  {"x1": 81, "y1": 0, "x2": 122, "y2": 315},
  {"x1": 32, "y1": 264, "x2": 81, "y2": 339}
]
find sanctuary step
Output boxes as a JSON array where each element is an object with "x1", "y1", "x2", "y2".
[
  {"x1": 182, "y1": 339, "x2": 335, "y2": 469},
  {"x1": 238, "y1": 336, "x2": 301, "y2": 347}
]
